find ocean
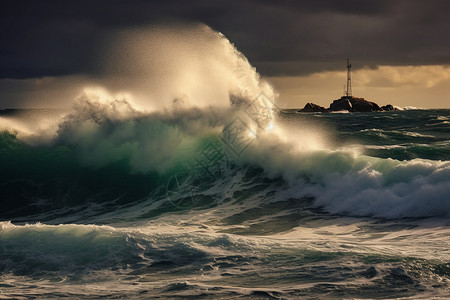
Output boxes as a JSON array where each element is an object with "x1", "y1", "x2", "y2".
[{"x1": 0, "y1": 105, "x2": 449, "y2": 299}]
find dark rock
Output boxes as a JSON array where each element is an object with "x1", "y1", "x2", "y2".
[
  {"x1": 329, "y1": 97, "x2": 353, "y2": 111},
  {"x1": 381, "y1": 104, "x2": 399, "y2": 111},
  {"x1": 298, "y1": 102, "x2": 328, "y2": 112},
  {"x1": 349, "y1": 97, "x2": 382, "y2": 112},
  {"x1": 329, "y1": 96, "x2": 382, "y2": 112},
  {"x1": 298, "y1": 96, "x2": 399, "y2": 113}
]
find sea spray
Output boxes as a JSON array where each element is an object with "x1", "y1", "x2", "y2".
[
  {"x1": 54, "y1": 89, "x2": 230, "y2": 173},
  {"x1": 101, "y1": 23, "x2": 277, "y2": 111}
]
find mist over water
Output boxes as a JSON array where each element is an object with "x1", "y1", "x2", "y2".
[
  {"x1": 98, "y1": 23, "x2": 277, "y2": 111},
  {"x1": 1, "y1": 24, "x2": 449, "y2": 299}
]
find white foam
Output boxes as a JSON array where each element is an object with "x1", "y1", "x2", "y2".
[{"x1": 239, "y1": 131, "x2": 450, "y2": 218}]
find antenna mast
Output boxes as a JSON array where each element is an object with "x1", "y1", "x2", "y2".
[{"x1": 345, "y1": 58, "x2": 352, "y2": 97}]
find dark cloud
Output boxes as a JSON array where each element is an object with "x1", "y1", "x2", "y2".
[{"x1": 1, "y1": 0, "x2": 450, "y2": 78}]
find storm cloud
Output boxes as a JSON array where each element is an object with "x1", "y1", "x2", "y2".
[{"x1": 1, "y1": 0, "x2": 450, "y2": 79}]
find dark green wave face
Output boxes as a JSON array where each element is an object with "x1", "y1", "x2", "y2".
[
  {"x1": 0, "y1": 131, "x2": 157, "y2": 221},
  {"x1": 1, "y1": 109, "x2": 450, "y2": 223},
  {"x1": 0, "y1": 131, "x2": 230, "y2": 223}
]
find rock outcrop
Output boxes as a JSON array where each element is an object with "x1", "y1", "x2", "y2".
[
  {"x1": 298, "y1": 96, "x2": 397, "y2": 113},
  {"x1": 329, "y1": 97, "x2": 353, "y2": 111},
  {"x1": 330, "y1": 96, "x2": 382, "y2": 112},
  {"x1": 298, "y1": 102, "x2": 328, "y2": 112},
  {"x1": 380, "y1": 104, "x2": 399, "y2": 111}
]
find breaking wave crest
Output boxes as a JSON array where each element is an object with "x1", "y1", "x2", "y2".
[
  {"x1": 0, "y1": 24, "x2": 449, "y2": 222},
  {"x1": 1, "y1": 94, "x2": 449, "y2": 221}
]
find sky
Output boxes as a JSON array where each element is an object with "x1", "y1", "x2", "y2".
[{"x1": 1, "y1": 0, "x2": 449, "y2": 108}]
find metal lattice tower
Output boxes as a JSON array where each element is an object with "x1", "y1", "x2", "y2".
[{"x1": 345, "y1": 58, "x2": 352, "y2": 97}]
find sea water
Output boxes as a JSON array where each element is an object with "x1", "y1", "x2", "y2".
[{"x1": 1, "y1": 106, "x2": 449, "y2": 299}]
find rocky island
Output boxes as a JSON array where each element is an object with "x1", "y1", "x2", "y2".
[
  {"x1": 299, "y1": 59, "x2": 399, "y2": 113},
  {"x1": 299, "y1": 96, "x2": 399, "y2": 113}
]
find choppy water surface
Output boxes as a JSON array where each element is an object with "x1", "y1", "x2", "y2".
[{"x1": 1, "y1": 108, "x2": 449, "y2": 299}]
